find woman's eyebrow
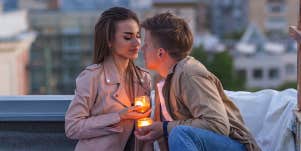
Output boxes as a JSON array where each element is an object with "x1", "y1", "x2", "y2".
[
  {"x1": 123, "y1": 32, "x2": 134, "y2": 35},
  {"x1": 123, "y1": 32, "x2": 140, "y2": 35}
]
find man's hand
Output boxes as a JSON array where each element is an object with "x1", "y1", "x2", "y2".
[{"x1": 135, "y1": 121, "x2": 164, "y2": 141}]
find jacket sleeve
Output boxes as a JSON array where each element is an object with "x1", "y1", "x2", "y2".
[
  {"x1": 167, "y1": 73, "x2": 230, "y2": 136},
  {"x1": 65, "y1": 70, "x2": 122, "y2": 140}
]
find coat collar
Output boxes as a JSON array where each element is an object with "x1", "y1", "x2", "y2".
[
  {"x1": 167, "y1": 56, "x2": 191, "y2": 76},
  {"x1": 103, "y1": 55, "x2": 147, "y2": 85}
]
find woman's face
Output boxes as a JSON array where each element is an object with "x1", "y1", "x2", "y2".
[{"x1": 111, "y1": 19, "x2": 141, "y2": 60}]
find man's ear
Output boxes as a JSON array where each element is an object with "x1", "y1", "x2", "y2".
[{"x1": 157, "y1": 48, "x2": 166, "y2": 58}]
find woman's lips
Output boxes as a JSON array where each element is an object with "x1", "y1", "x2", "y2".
[{"x1": 131, "y1": 48, "x2": 139, "y2": 53}]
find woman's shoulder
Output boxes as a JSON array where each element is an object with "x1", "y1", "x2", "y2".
[
  {"x1": 135, "y1": 65, "x2": 150, "y2": 73},
  {"x1": 135, "y1": 66, "x2": 151, "y2": 76},
  {"x1": 135, "y1": 65, "x2": 152, "y2": 83},
  {"x1": 85, "y1": 64, "x2": 102, "y2": 71},
  {"x1": 76, "y1": 64, "x2": 103, "y2": 82}
]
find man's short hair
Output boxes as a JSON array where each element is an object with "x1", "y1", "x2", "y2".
[{"x1": 142, "y1": 12, "x2": 193, "y2": 61}]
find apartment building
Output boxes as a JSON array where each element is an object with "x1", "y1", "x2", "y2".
[
  {"x1": 0, "y1": 11, "x2": 36, "y2": 95},
  {"x1": 149, "y1": 0, "x2": 208, "y2": 36},
  {"x1": 209, "y1": 0, "x2": 249, "y2": 38},
  {"x1": 234, "y1": 24, "x2": 297, "y2": 89},
  {"x1": 249, "y1": 0, "x2": 298, "y2": 34},
  {"x1": 28, "y1": 10, "x2": 99, "y2": 94}
]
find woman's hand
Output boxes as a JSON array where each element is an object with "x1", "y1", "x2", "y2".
[{"x1": 119, "y1": 106, "x2": 151, "y2": 120}]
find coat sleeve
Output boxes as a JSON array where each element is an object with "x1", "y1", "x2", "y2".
[
  {"x1": 65, "y1": 69, "x2": 122, "y2": 140},
  {"x1": 167, "y1": 73, "x2": 230, "y2": 136}
]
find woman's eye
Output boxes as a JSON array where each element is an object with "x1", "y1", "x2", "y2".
[{"x1": 124, "y1": 37, "x2": 131, "y2": 40}]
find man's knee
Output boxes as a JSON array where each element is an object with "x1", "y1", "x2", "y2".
[
  {"x1": 168, "y1": 126, "x2": 194, "y2": 147},
  {"x1": 169, "y1": 126, "x2": 209, "y2": 140},
  {"x1": 169, "y1": 126, "x2": 188, "y2": 138},
  {"x1": 168, "y1": 126, "x2": 206, "y2": 151},
  {"x1": 169, "y1": 125, "x2": 204, "y2": 139}
]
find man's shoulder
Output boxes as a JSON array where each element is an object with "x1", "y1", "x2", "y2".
[{"x1": 176, "y1": 56, "x2": 209, "y2": 77}]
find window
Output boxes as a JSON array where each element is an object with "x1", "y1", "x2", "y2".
[
  {"x1": 266, "y1": 1, "x2": 286, "y2": 14},
  {"x1": 285, "y1": 64, "x2": 295, "y2": 75},
  {"x1": 265, "y1": 16, "x2": 287, "y2": 30},
  {"x1": 269, "y1": 68, "x2": 279, "y2": 79},
  {"x1": 237, "y1": 69, "x2": 246, "y2": 80},
  {"x1": 253, "y1": 68, "x2": 263, "y2": 79}
]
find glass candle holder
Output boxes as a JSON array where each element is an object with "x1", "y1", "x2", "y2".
[
  {"x1": 137, "y1": 118, "x2": 153, "y2": 128},
  {"x1": 134, "y1": 96, "x2": 150, "y2": 113}
]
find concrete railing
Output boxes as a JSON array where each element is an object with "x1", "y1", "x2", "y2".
[
  {"x1": 0, "y1": 95, "x2": 76, "y2": 151},
  {"x1": 0, "y1": 95, "x2": 73, "y2": 121}
]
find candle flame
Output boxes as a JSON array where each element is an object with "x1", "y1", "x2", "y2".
[
  {"x1": 135, "y1": 101, "x2": 143, "y2": 106},
  {"x1": 137, "y1": 118, "x2": 153, "y2": 128},
  {"x1": 134, "y1": 96, "x2": 150, "y2": 113}
]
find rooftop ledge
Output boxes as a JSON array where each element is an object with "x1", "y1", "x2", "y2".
[{"x1": 0, "y1": 95, "x2": 73, "y2": 121}]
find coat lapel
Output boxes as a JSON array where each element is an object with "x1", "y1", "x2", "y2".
[{"x1": 103, "y1": 56, "x2": 131, "y2": 107}]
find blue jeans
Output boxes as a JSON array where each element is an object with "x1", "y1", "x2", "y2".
[{"x1": 168, "y1": 126, "x2": 246, "y2": 151}]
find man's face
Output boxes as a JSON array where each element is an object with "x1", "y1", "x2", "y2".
[{"x1": 141, "y1": 30, "x2": 160, "y2": 70}]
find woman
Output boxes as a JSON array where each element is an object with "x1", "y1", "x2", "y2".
[{"x1": 65, "y1": 7, "x2": 152, "y2": 151}]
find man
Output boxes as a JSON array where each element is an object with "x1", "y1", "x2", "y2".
[{"x1": 135, "y1": 12, "x2": 261, "y2": 151}]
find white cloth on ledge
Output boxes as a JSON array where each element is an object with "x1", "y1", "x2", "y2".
[{"x1": 226, "y1": 89, "x2": 297, "y2": 151}]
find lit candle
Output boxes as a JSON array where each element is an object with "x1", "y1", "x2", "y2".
[
  {"x1": 134, "y1": 96, "x2": 150, "y2": 113},
  {"x1": 137, "y1": 118, "x2": 153, "y2": 128}
]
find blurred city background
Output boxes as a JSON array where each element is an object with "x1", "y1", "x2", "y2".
[{"x1": 0, "y1": 0, "x2": 299, "y2": 95}]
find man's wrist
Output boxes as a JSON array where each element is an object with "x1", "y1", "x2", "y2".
[{"x1": 162, "y1": 121, "x2": 169, "y2": 138}]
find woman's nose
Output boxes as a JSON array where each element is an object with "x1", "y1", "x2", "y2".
[{"x1": 133, "y1": 37, "x2": 141, "y2": 46}]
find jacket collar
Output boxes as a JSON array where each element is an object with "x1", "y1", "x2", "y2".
[
  {"x1": 103, "y1": 55, "x2": 145, "y2": 85},
  {"x1": 166, "y1": 56, "x2": 190, "y2": 76},
  {"x1": 103, "y1": 56, "x2": 121, "y2": 85}
]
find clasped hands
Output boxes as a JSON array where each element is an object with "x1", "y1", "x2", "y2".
[{"x1": 118, "y1": 106, "x2": 164, "y2": 141}]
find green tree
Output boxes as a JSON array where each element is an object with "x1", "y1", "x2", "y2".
[
  {"x1": 190, "y1": 46, "x2": 245, "y2": 90},
  {"x1": 276, "y1": 81, "x2": 297, "y2": 90},
  {"x1": 190, "y1": 46, "x2": 208, "y2": 66},
  {"x1": 223, "y1": 31, "x2": 244, "y2": 40}
]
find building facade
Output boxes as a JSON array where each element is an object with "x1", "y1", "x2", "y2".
[
  {"x1": 0, "y1": 11, "x2": 36, "y2": 95},
  {"x1": 150, "y1": 0, "x2": 208, "y2": 36},
  {"x1": 234, "y1": 24, "x2": 297, "y2": 89},
  {"x1": 209, "y1": 0, "x2": 249, "y2": 38},
  {"x1": 249, "y1": 0, "x2": 298, "y2": 34},
  {"x1": 235, "y1": 53, "x2": 296, "y2": 89},
  {"x1": 28, "y1": 11, "x2": 99, "y2": 94}
]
